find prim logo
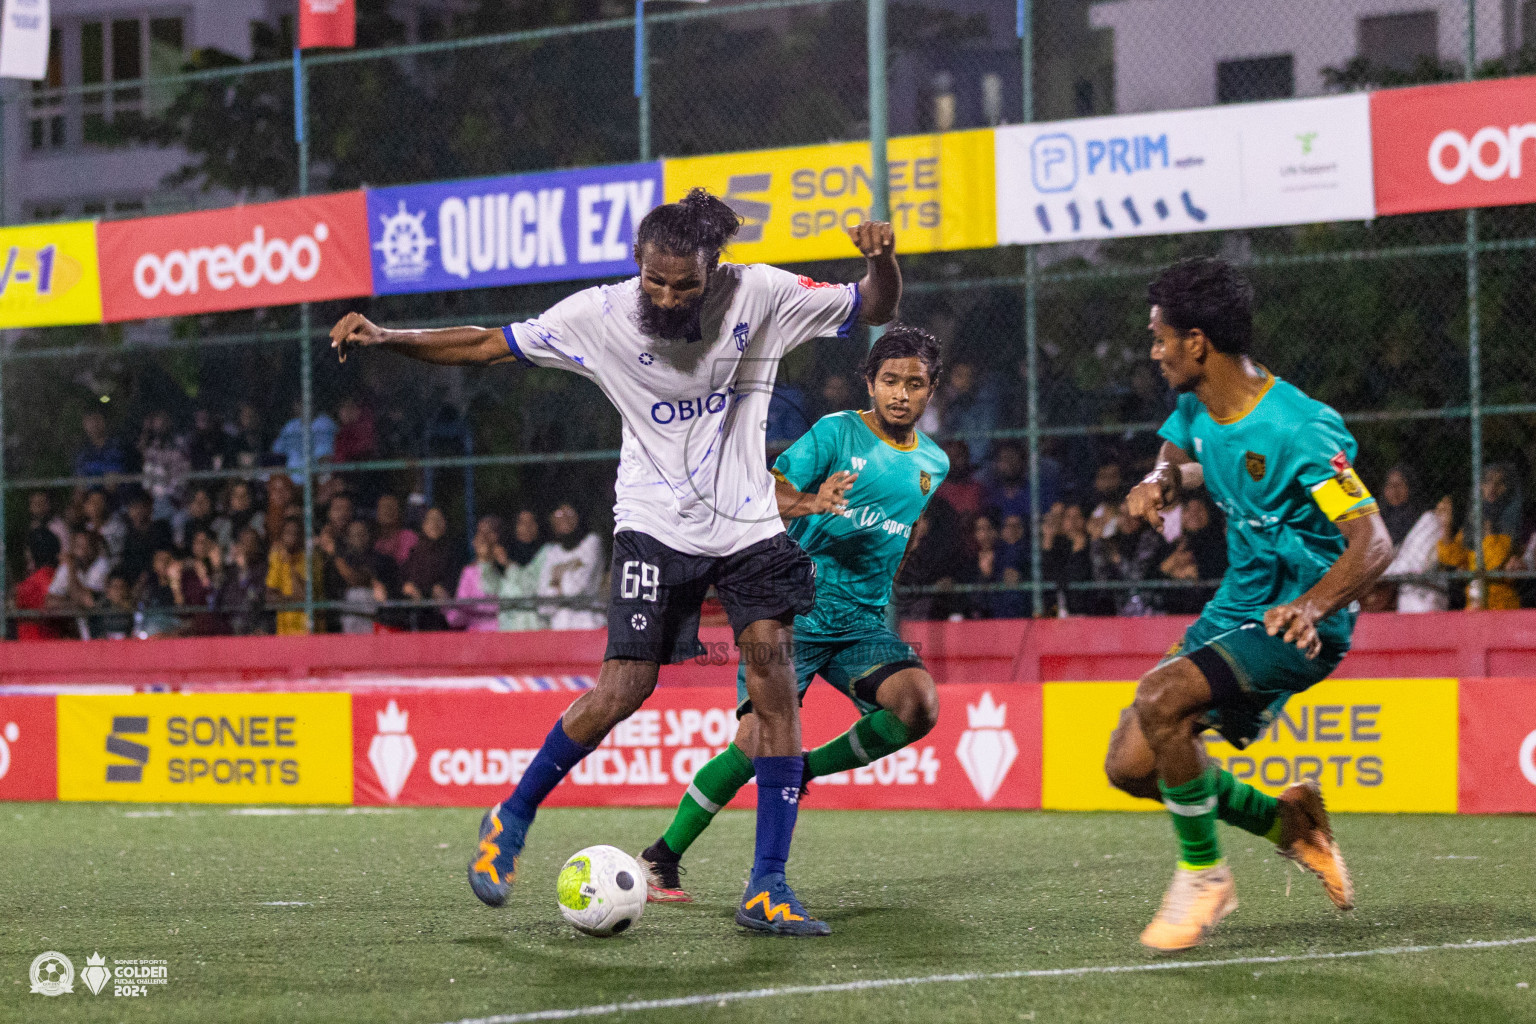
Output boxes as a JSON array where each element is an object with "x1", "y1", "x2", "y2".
[
  {"x1": 106, "y1": 716, "x2": 150, "y2": 783},
  {"x1": 722, "y1": 174, "x2": 771, "y2": 243}
]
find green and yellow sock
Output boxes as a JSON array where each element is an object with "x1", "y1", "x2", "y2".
[
  {"x1": 805, "y1": 710, "x2": 911, "y2": 777},
  {"x1": 660, "y1": 743, "x2": 755, "y2": 858},
  {"x1": 1213, "y1": 766, "x2": 1281, "y2": 841},
  {"x1": 1160, "y1": 765, "x2": 1222, "y2": 869}
]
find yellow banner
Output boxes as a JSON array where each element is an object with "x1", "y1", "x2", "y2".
[
  {"x1": 1042, "y1": 679, "x2": 1458, "y2": 813},
  {"x1": 0, "y1": 220, "x2": 103, "y2": 327},
  {"x1": 58, "y1": 694, "x2": 352, "y2": 805},
  {"x1": 663, "y1": 130, "x2": 996, "y2": 264}
]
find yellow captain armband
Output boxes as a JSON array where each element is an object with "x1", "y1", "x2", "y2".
[
  {"x1": 1309, "y1": 467, "x2": 1378, "y2": 524},
  {"x1": 770, "y1": 468, "x2": 790, "y2": 485}
]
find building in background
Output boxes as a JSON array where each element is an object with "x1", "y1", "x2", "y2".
[
  {"x1": 0, "y1": 0, "x2": 462, "y2": 225},
  {"x1": 1090, "y1": 0, "x2": 1514, "y2": 113}
]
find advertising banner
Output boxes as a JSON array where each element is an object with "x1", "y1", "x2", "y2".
[
  {"x1": 995, "y1": 94, "x2": 1375, "y2": 244},
  {"x1": 1372, "y1": 76, "x2": 1536, "y2": 215},
  {"x1": 663, "y1": 130, "x2": 996, "y2": 264},
  {"x1": 0, "y1": 220, "x2": 102, "y2": 327},
  {"x1": 0, "y1": 696, "x2": 56, "y2": 801},
  {"x1": 1457, "y1": 678, "x2": 1536, "y2": 813},
  {"x1": 57, "y1": 694, "x2": 352, "y2": 804},
  {"x1": 97, "y1": 192, "x2": 373, "y2": 322},
  {"x1": 353, "y1": 683, "x2": 1040, "y2": 810},
  {"x1": 1042, "y1": 679, "x2": 1458, "y2": 813},
  {"x1": 0, "y1": 0, "x2": 49, "y2": 80},
  {"x1": 367, "y1": 163, "x2": 661, "y2": 295}
]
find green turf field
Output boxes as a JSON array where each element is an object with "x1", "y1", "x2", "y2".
[{"x1": 1, "y1": 803, "x2": 1532, "y2": 1024}]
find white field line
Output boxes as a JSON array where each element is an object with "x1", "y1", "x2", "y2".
[{"x1": 440, "y1": 935, "x2": 1536, "y2": 1024}]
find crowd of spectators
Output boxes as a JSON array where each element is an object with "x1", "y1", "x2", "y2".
[{"x1": 9, "y1": 376, "x2": 1536, "y2": 641}]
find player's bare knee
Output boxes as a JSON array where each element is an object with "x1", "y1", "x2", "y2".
[
  {"x1": 884, "y1": 672, "x2": 940, "y2": 736},
  {"x1": 1133, "y1": 665, "x2": 1200, "y2": 741}
]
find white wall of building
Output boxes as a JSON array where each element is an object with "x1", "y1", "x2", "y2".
[{"x1": 1089, "y1": 0, "x2": 1507, "y2": 113}]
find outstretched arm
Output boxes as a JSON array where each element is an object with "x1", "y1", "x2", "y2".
[
  {"x1": 847, "y1": 222, "x2": 900, "y2": 326},
  {"x1": 330, "y1": 313, "x2": 515, "y2": 367},
  {"x1": 1126, "y1": 441, "x2": 1203, "y2": 528},
  {"x1": 1264, "y1": 512, "x2": 1393, "y2": 658}
]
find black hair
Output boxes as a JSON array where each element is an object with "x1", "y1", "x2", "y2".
[
  {"x1": 634, "y1": 188, "x2": 741, "y2": 264},
  {"x1": 27, "y1": 528, "x2": 60, "y2": 569},
  {"x1": 863, "y1": 322, "x2": 944, "y2": 385},
  {"x1": 1147, "y1": 257, "x2": 1254, "y2": 355}
]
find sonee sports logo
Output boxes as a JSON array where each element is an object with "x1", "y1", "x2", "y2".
[{"x1": 105, "y1": 716, "x2": 150, "y2": 783}]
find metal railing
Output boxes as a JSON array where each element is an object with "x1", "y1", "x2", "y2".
[{"x1": 1, "y1": 0, "x2": 1529, "y2": 635}]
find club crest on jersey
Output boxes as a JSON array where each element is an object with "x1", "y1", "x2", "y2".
[
  {"x1": 920, "y1": 470, "x2": 932, "y2": 495},
  {"x1": 1244, "y1": 451, "x2": 1266, "y2": 481},
  {"x1": 733, "y1": 322, "x2": 751, "y2": 351}
]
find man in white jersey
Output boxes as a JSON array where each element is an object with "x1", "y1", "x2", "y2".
[{"x1": 330, "y1": 188, "x2": 900, "y2": 935}]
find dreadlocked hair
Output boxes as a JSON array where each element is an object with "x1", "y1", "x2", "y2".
[{"x1": 634, "y1": 187, "x2": 741, "y2": 265}]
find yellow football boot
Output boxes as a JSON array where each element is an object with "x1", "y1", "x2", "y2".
[
  {"x1": 1276, "y1": 780, "x2": 1355, "y2": 910},
  {"x1": 1139, "y1": 863, "x2": 1237, "y2": 952}
]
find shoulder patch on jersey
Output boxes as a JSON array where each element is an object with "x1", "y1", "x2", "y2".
[
  {"x1": 1329, "y1": 451, "x2": 1351, "y2": 474},
  {"x1": 1244, "y1": 451, "x2": 1267, "y2": 481},
  {"x1": 920, "y1": 470, "x2": 932, "y2": 495},
  {"x1": 796, "y1": 275, "x2": 839, "y2": 290}
]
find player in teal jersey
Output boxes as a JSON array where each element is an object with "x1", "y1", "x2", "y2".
[
  {"x1": 1103, "y1": 258, "x2": 1394, "y2": 952},
  {"x1": 640, "y1": 324, "x2": 950, "y2": 907}
]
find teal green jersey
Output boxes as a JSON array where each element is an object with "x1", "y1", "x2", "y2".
[
  {"x1": 1158, "y1": 373, "x2": 1378, "y2": 644},
  {"x1": 774, "y1": 410, "x2": 949, "y2": 631}
]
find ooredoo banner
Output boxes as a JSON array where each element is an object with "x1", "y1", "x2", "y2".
[
  {"x1": 57, "y1": 694, "x2": 353, "y2": 804},
  {"x1": 352, "y1": 684, "x2": 1041, "y2": 810},
  {"x1": 1041, "y1": 679, "x2": 1458, "y2": 813},
  {"x1": 0, "y1": 696, "x2": 56, "y2": 801},
  {"x1": 366, "y1": 163, "x2": 662, "y2": 295},
  {"x1": 995, "y1": 94, "x2": 1375, "y2": 244},
  {"x1": 663, "y1": 129, "x2": 996, "y2": 264},
  {"x1": 1372, "y1": 76, "x2": 1536, "y2": 216},
  {"x1": 97, "y1": 192, "x2": 373, "y2": 322},
  {"x1": 1457, "y1": 678, "x2": 1536, "y2": 813}
]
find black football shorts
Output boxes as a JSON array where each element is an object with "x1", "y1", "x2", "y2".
[{"x1": 604, "y1": 530, "x2": 816, "y2": 664}]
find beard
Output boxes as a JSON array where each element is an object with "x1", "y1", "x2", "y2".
[{"x1": 634, "y1": 286, "x2": 707, "y2": 341}]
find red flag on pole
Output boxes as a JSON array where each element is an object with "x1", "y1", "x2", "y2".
[{"x1": 299, "y1": 0, "x2": 355, "y2": 49}]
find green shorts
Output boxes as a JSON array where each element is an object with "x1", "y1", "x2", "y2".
[
  {"x1": 1163, "y1": 614, "x2": 1353, "y2": 749},
  {"x1": 735, "y1": 620, "x2": 923, "y2": 718}
]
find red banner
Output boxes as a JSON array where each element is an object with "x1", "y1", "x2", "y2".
[
  {"x1": 352, "y1": 684, "x2": 1041, "y2": 811},
  {"x1": 1457, "y1": 678, "x2": 1536, "y2": 813},
  {"x1": 1372, "y1": 77, "x2": 1536, "y2": 216},
  {"x1": 300, "y1": 0, "x2": 356, "y2": 50},
  {"x1": 97, "y1": 192, "x2": 373, "y2": 322},
  {"x1": 0, "y1": 696, "x2": 57, "y2": 801}
]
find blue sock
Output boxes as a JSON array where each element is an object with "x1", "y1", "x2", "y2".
[
  {"x1": 501, "y1": 719, "x2": 592, "y2": 825},
  {"x1": 751, "y1": 756, "x2": 802, "y2": 882}
]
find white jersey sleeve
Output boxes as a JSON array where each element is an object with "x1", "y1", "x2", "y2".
[
  {"x1": 760, "y1": 264, "x2": 862, "y2": 352},
  {"x1": 501, "y1": 287, "x2": 603, "y2": 382}
]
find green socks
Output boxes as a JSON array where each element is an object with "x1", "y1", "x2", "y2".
[
  {"x1": 1213, "y1": 766, "x2": 1281, "y2": 840},
  {"x1": 805, "y1": 710, "x2": 912, "y2": 777},
  {"x1": 657, "y1": 711, "x2": 916, "y2": 860},
  {"x1": 1160, "y1": 766, "x2": 1222, "y2": 869},
  {"x1": 660, "y1": 743, "x2": 755, "y2": 857}
]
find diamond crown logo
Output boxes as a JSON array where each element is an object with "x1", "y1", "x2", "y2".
[
  {"x1": 81, "y1": 953, "x2": 111, "y2": 996},
  {"x1": 954, "y1": 691, "x2": 1018, "y2": 803},
  {"x1": 368, "y1": 700, "x2": 418, "y2": 801}
]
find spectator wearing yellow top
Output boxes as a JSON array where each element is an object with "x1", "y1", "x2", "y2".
[{"x1": 266, "y1": 516, "x2": 311, "y2": 635}]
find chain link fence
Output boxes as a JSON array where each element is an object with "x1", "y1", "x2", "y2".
[{"x1": 3, "y1": 0, "x2": 1532, "y2": 640}]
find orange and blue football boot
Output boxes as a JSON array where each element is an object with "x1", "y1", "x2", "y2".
[
  {"x1": 467, "y1": 803, "x2": 526, "y2": 907},
  {"x1": 735, "y1": 873, "x2": 830, "y2": 936}
]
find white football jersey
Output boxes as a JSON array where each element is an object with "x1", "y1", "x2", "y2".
[{"x1": 503, "y1": 262, "x2": 861, "y2": 557}]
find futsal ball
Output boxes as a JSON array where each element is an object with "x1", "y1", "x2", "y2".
[{"x1": 556, "y1": 845, "x2": 646, "y2": 937}]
